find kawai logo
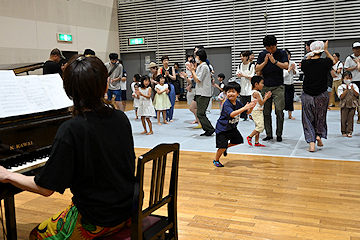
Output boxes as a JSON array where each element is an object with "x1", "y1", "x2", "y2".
[{"x1": 9, "y1": 141, "x2": 34, "y2": 150}]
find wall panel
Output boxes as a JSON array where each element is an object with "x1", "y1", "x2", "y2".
[{"x1": 118, "y1": 0, "x2": 360, "y2": 76}]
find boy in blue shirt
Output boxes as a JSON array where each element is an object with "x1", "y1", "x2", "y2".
[{"x1": 213, "y1": 82, "x2": 257, "y2": 167}]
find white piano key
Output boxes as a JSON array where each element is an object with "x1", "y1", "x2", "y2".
[{"x1": 9, "y1": 157, "x2": 48, "y2": 174}]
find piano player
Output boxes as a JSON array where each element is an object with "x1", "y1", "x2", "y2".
[{"x1": 0, "y1": 55, "x2": 135, "y2": 239}]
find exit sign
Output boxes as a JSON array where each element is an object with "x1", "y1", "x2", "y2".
[
  {"x1": 57, "y1": 33, "x2": 73, "y2": 43},
  {"x1": 129, "y1": 38, "x2": 144, "y2": 45}
]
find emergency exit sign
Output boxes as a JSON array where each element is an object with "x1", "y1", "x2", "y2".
[
  {"x1": 129, "y1": 38, "x2": 144, "y2": 45},
  {"x1": 57, "y1": 33, "x2": 73, "y2": 43}
]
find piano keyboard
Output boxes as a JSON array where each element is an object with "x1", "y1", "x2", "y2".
[
  {"x1": 8, "y1": 157, "x2": 48, "y2": 173},
  {"x1": 1, "y1": 147, "x2": 50, "y2": 174}
]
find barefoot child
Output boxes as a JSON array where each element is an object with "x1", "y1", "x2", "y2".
[
  {"x1": 132, "y1": 83, "x2": 140, "y2": 119},
  {"x1": 213, "y1": 82, "x2": 257, "y2": 167},
  {"x1": 136, "y1": 76, "x2": 155, "y2": 135},
  {"x1": 337, "y1": 71, "x2": 359, "y2": 137},
  {"x1": 131, "y1": 74, "x2": 141, "y2": 119},
  {"x1": 247, "y1": 76, "x2": 272, "y2": 147},
  {"x1": 153, "y1": 74, "x2": 172, "y2": 125}
]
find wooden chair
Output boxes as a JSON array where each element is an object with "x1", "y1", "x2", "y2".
[{"x1": 102, "y1": 143, "x2": 180, "y2": 240}]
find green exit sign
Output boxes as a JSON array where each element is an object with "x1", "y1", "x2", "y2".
[
  {"x1": 57, "y1": 33, "x2": 73, "y2": 43},
  {"x1": 129, "y1": 38, "x2": 144, "y2": 45}
]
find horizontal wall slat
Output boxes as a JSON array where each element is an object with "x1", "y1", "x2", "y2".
[{"x1": 118, "y1": 0, "x2": 360, "y2": 76}]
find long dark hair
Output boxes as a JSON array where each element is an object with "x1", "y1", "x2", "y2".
[{"x1": 63, "y1": 55, "x2": 114, "y2": 116}]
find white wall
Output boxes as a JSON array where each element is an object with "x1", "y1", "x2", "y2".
[{"x1": 0, "y1": 0, "x2": 119, "y2": 66}]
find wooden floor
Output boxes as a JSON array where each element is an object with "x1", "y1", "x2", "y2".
[{"x1": 4, "y1": 101, "x2": 360, "y2": 240}]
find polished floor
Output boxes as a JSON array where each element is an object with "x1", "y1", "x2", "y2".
[{"x1": 2, "y1": 101, "x2": 360, "y2": 240}]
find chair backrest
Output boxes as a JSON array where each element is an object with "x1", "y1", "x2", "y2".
[{"x1": 131, "y1": 143, "x2": 180, "y2": 240}]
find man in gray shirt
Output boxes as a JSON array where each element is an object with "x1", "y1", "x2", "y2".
[
  {"x1": 105, "y1": 53, "x2": 123, "y2": 111},
  {"x1": 187, "y1": 49, "x2": 215, "y2": 136}
]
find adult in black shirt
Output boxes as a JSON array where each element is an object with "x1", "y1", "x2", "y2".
[
  {"x1": 43, "y1": 48, "x2": 65, "y2": 75},
  {"x1": 301, "y1": 40, "x2": 336, "y2": 152},
  {"x1": 0, "y1": 55, "x2": 135, "y2": 239},
  {"x1": 256, "y1": 35, "x2": 289, "y2": 142}
]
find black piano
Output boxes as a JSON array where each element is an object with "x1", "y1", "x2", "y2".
[
  {"x1": 0, "y1": 62, "x2": 44, "y2": 75},
  {"x1": 0, "y1": 108, "x2": 72, "y2": 239}
]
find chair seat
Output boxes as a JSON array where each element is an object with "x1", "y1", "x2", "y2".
[{"x1": 102, "y1": 216, "x2": 161, "y2": 240}]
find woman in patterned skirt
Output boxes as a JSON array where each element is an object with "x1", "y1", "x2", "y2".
[{"x1": 301, "y1": 40, "x2": 336, "y2": 152}]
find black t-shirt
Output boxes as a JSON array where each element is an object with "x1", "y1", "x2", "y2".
[
  {"x1": 257, "y1": 49, "x2": 289, "y2": 87},
  {"x1": 161, "y1": 67, "x2": 174, "y2": 84},
  {"x1": 35, "y1": 110, "x2": 135, "y2": 227},
  {"x1": 301, "y1": 58, "x2": 333, "y2": 96},
  {"x1": 43, "y1": 60, "x2": 62, "y2": 75}
]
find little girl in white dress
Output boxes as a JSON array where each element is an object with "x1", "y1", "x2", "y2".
[
  {"x1": 137, "y1": 76, "x2": 155, "y2": 135},
  {"x1": 153, "y1": 74, "x2": 171, "y2": 125}
]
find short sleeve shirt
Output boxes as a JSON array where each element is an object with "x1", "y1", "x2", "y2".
[
  {"x1": 332, "y1": 61, "x2": 344, "y2": 81},
  {"x1": 35, "y1": 110, "x2": 135, "y2": 227},
  {"x1": 257, "y1": 49, "x2": 289, "y2": 87},
  {"x1": 105, "y1": 62, "x2": 123, "y2": 90},
  {"x1": 215, "y1": 99, "x2": 244, "y2": 134},
  {"x1": 337, "y1": 83, "x2": 359, "y2": 97},
  {"x1": 43, "y1": 60, "x2": 62, "y2": 75},
  {"x1": 195, "y1": 62, "x2": 212, "y2": 97},
  {"x1": 301, "y1": 58, "x2": 333, "y2": 96},
  {"x1": 344, "y1": 54, "x2": 360, "y2": 82}
]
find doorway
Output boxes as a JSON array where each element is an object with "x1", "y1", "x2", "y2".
[
  {"x1": 121, "y1": 52, "x2": 156, "y2": 99},
  {"x1": 186, "y1": 47, "x2": 232, "y2": 97}
]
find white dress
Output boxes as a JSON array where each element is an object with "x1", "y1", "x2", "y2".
[
  {"x1": 153, "y1": 84, "x2": 171, "y2": 110},
  {"x1": 132, "y1": 92, "x2": 140, "y2": 108},
  {"x1": 137, "y1": 87, "x2": 155, "y2": 117}
]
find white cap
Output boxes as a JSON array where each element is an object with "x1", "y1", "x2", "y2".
[
  {"x1": 353, "y1": 42, "x2": 360, "y2": 48},
  {"x1": 310, "y1": 41, "x2": 324, "y2": 54}
]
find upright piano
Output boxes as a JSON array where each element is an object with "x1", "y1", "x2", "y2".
[{"x1": 0, "y1": 109, "x2": 72, "y2": 239}]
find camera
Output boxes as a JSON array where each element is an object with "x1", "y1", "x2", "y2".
[{"x1": 189, "y1": 59, "x2": 195, "y2": 64}]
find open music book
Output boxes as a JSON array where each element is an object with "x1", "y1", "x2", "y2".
[{"x1": 0, "y1": 71, "x2": 73, "y2": 118}]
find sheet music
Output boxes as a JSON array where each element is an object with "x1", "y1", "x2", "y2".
[
  {"x1": 17, "y1": 75, "x2": 56, "y2": 112},
  {"x1": 0, "y1": 76, "x2": 32, "y2": 117},
  {"x1": 0, "y1": 73, "x2": 73, "y2": 118},
  {"x1": 0, "y1": 70, "x2": 16, "y2": 79},
  {"x1": 38, "y1": 74, "x2": 73, "y2": 109}
]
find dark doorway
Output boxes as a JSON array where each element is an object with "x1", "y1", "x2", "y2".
[
  {"x1": 186, "y1": 47, "x2": 232, "y2": 97},
  {"x1": 121, "y1": 52, "x2": 156, "y2": 99}
]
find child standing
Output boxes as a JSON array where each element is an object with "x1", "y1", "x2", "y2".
[
  {"x1": 215, "y1": 73, "x2": 226, "y2": 110},
  {"x1": 131, "y1": 74, "x2": 141, "y2": 119},
  {"x1": 132, "y1": 83, "x2": 140, "y2": 120},
  {"x1": 214, "y1": 73, "x2": 226, "y2": 92},
  {"x1": 337, "y1": 71, "x2": 359, "y2": 137},
  {"x1": 153, "y1": 74, "x2": 172, "y2": 125},
  {"x1": 247, "y1": 76, "x2": 272, "y2": 147},
  {"x1": 213, "y1": 82, "x2": 256, "y2": 167},
  {"x1": 136, "y1": 76, "x2": 155, "y2": 135}
]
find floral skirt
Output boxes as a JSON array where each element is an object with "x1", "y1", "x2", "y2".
[{"x1": 29, "y1": 203, "x2": 130, "y2": 240}]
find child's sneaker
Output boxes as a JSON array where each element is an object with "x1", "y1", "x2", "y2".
[
  {"x1": 255, "y1": 142, "x2": 265, "y2": 147},
  {"x1": 247, "y1": 136, "x2": 252, "y2": 146},
  {"x1": 213, "y1": 160, "x2": 224, "y2": 167}
]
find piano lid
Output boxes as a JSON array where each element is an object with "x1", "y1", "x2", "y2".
[{"x1": 0, "y1": 62, "x2": 44, "y2": 75}]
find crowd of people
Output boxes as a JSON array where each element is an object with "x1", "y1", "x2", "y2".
[
  {"x1": 0, "y1": 35, "x2": 358, "y2": 239},
  {"x1": 41, "y1": 36, "x2": 360, "y2": 161},
  {"x1": 125, "y1": 36, "x2": 360, "y2": 166}
]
